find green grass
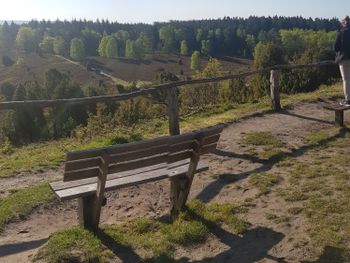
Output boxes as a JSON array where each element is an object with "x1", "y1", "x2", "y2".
[
  {"x1": 242, "y1": 132, "x2": 284, "y2": 148},
  {"x1": 35, "y1": 227, "x2": 106, "y2": 262},
  {"x1": 274, "y1": 127, "x2": 350, "y2": 254},
  {"x1": 249, "y1": 173, "x2": 281, "y2": 196},
  {"x1": 0, "y1": 83, "x2": 343, "y2": 178},
  {"x1": 0, "y1": 183, "x2": 53, "y2": 232},
  {"x1": 35, "y1": 200, "x2": 249, "y2": 262}
]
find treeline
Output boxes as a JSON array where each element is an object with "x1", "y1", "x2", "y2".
[{"x1": 0, "y1": 16, "x2": 340, "y2": 61}]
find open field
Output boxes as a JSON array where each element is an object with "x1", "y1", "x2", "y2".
[{"x1": 0, "y1": 52, "x2": 252, "y2": 89}]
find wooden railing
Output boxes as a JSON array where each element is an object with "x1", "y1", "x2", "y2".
[{"x1": 0, "y1": 60, "x2": 336, "y2": 136}]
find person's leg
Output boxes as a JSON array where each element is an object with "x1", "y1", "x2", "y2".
[{"x1": 339, "y1": 60, "x2": 350, "y2": 102}]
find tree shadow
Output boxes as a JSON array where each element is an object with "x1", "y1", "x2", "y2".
[
  {"x1": 196, "y1": 128, "x2": 348, "y2": 203},
  {"x1": 0, "y1": 238, "x2": 48, "y2": 257},
  {"x1": 301, "y1": 246, "x2": 349, "y2": 263}
]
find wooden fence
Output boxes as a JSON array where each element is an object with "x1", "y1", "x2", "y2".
[{"x1": 0, "y1": 60, "x2": 336, "y2": 136}]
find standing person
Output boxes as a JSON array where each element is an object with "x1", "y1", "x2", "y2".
[{"x1": 335, "y1": 16, "x2": 350, "y2": 106}]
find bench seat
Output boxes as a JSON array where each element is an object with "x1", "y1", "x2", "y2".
[{"x1": 50, "y1": 160, "x2": 208, "y2": 201}]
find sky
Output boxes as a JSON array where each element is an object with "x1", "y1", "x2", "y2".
[{"x1": 0, "y1": 0, "x2": 349, "y2": 23}]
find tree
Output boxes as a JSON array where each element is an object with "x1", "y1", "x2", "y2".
[
  {"x1": 105, "y1": 36, "x2": 118, "y2": 58},
  {"x1": 191, "y1": 51, "x2": 201, "y2": 70},
  {"x1": 201, "y1": 40, "x2": 212, "y2": 56},
  {"x1": 0, "y1": 22, "x2": 16, "y2": 53},
  {"x1": 15, "y1": 27, "x2": 36, "y2": 52},
  {"x1": 39, "y1": 34, "x2": 55, "y2": 53},
  {"x1": 253, "y1": 42, "x2": 285, "y2": 69},
  {"x1": 125, "y1": 39, "x2": 135, "y2": 59},
  {"x1": 70, "y1": 38, "x2": 85, "y2": 61},
  {"x1": 53, "y1": 36, "x2": 65, "y2": 55},
  {"x1": 180, "y1": 40, "x2": 189, "y2": 56},
  {"x1": 81, "y1": 28, "x2": 101, "y2": 56},
  {"x1": 98, "y1": 33, "x2": 109, "y2": 57},
  {"x1": 134, "y1": 37, "x2": 145, "y2": 60}
]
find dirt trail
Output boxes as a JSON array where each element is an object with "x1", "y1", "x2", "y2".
[{"x1": 0, "y1": 100, "x2": 342, "y2": 263}]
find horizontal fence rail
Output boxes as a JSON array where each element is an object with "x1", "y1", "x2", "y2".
[
  {"x1": 0, "y1": 60, "x2": 337, "y2": 137},
  {"x1": 0, "y1": 60, "x2": 335, "y2": 111}
]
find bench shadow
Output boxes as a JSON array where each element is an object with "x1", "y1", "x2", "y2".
[
  {"x1": 0, "y1": 238, "x2": 48, "y2": 257},
  {"x1": 95, "y1": 209, "x2": 285, "y2": 263},
  {"x1": 152, "y1": 210, "x2": 285, "y2": 263},
  {"x1": 96, "y1": 230, "x2": 144, "y2": 263},
  {"x1": 197, "y1": 127, "x2": 348, "y2": 203}
]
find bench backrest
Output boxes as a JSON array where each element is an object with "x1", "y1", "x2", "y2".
[{"x1": 63, "y1": 125, "x2": 224, "y2": 182}]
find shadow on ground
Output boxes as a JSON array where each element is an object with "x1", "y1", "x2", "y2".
[
  {"x1": 96, "y1": 209, "x2": 285, "y2": 263},
  {"x1": 197, "y1": 126, "x2": 348, "y2": 203},
  {"x1": 0, "y1": 238, "x2": 48, "y2": 257}
]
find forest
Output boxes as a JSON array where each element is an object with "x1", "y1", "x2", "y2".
[{"x1": 0, "y1": 16, "x2": 341, "y2": 146}]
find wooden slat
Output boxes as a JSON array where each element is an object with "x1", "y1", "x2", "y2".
[
  {"x1": 168, "y1": 151, "x2": 192, "y2": 164},
  {"x1": 170, "y1": 140, "x2": 197, "y2": 153},
  {"x1": 109, "y1": 144, "x2": 169, "y2": 164},
  {"x1": 202, "y1": 134, "x2": 221, "y2": 146},
  {"x1": 66, "y1": 136, "x2": 171, "y2": 161},
  {"x1": 53, "y1": 161, "x2": 208, "y2": 201},
  {"x1": 198, "y1": 125, "x2": 224, "y2": 138},
  {"x1": 64, "y1": 167, "x2": 101, "y2": 182},
  {"x1": 200, "y1": 143, "x2": 218, "y2": 154},
  {"x1": 65, "y1": 157, "x2": 103, "y2": 172},
  {"x1": 168, "y1": 161, "x2": 208, "y2": 178},
  {"x1": 108, "y1": 154, "x2": 169, "y2": 174}
]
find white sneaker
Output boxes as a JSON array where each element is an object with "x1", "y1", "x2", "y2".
[{"x1": 339, "y1": 100, "x2": 350, "y2": 107}]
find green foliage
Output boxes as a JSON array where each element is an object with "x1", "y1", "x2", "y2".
[
  {"x1": 242, "y1": 132, "x2": 284, "y2": 147},
  {"x1": 39, "y1": 34, "x2": 55, "y2": 53},
  {"x1": 81, "y1": 28, "x2": 101, "y2": 56},
  {"x1": 134, "y1": 37, "x2": 146, "y2": 60},
  {"x1": 15, "y1": 26, "x2": 36, "y2": 52},
  {"x1": 125, "y1": 39, "x2": 136, "y2": 59},
  {"x1": 69, "y1": 37, "x2": 85, "y2": 61},
  {"x1": 0, "y1": 183, "x2": 53, "y2": 232},
  {"x1": 201, "y1": 39, "x2": 212, "y2": 56},
  {"x1": 53, "y1": 36, "x2": 65, "y2": 55},
  {"x1": 180, "y1": 40, "x2": 189, "y2": 56},
  {"x1": 249, "y1": 173, "x2": 281, "y2": 195},
  {"x1": 105, "y1": 36, "x2": 118, "y2": 58},
  {"x1": 98, "y1": 33, "x2": 109, "y2": 57},
  {"x1": 190, "y1": 50, "x2": 200, "y2": 70}
]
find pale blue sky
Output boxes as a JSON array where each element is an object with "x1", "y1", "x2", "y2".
[{"x1": 1, "y1": 0, "x2": 349, "y2": 23}]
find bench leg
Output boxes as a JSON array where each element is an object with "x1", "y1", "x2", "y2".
[
  {"x1": 170, "y1": 176, "x2": 191, "y2": 221},
  {"x1": 335, "y1": 110, "x2": 344, "y2": 127},
  {"x1": 78, "y1": 195, "x2": 100, "y2": 231}
]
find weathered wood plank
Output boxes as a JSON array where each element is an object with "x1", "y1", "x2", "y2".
[
  {"x1": 167, "y1": 86, "x2": 180, "y2": 136},
  {"x1": 64, "y1": 167, "x2": 102, "y2": 182},
  {"x1": 270, "y1": 70, "x2": 281, "y2": 112},
  {"x1": 65, "y1": 157, "x2": 103, "y2": 172}
]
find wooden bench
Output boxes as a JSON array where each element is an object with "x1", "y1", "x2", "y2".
[
  {"x1": 49, "y1": 125, "x2": 224, "y2": 230},
  {"x1": 322, "y1": 102, "x2": 350, "y2": 127}
]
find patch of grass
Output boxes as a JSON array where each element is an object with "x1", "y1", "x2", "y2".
[
  {"x1": 265, "y1": 213, "x2": 290, "y2": 224},
  {"x1": 36, "y1": 201, "x2": 249, "y2": 262},
  {"x1": 306, "y1": 128, "x2": 339, "y2": 145},
  {"x1": 242, "y1": 132, "x2": 284, "y2": 148},
  {"x1": 249, "y1": 173, "x2": 281, "y2": 195},
  {"x1": 35, "y1": 227, "x2": 105, "y2": 262},
  {"x1": 0, "y1": 183, "x2": 53, "y2": 232}
]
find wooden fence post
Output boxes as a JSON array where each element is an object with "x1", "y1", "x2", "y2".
[
  {"x1": 167, "y1": 86, "x2": 180, "y2": 136},
  {"x1": 167, "y1": 86, "x2": 182, "y2": 221},
  {"x1": 270, "y1": 70, "x2": 281, "y2": 112}
]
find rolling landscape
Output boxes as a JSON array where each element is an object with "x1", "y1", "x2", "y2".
[{"x1": 0, "y1": 1, "x2": 349, "y2": 262}]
